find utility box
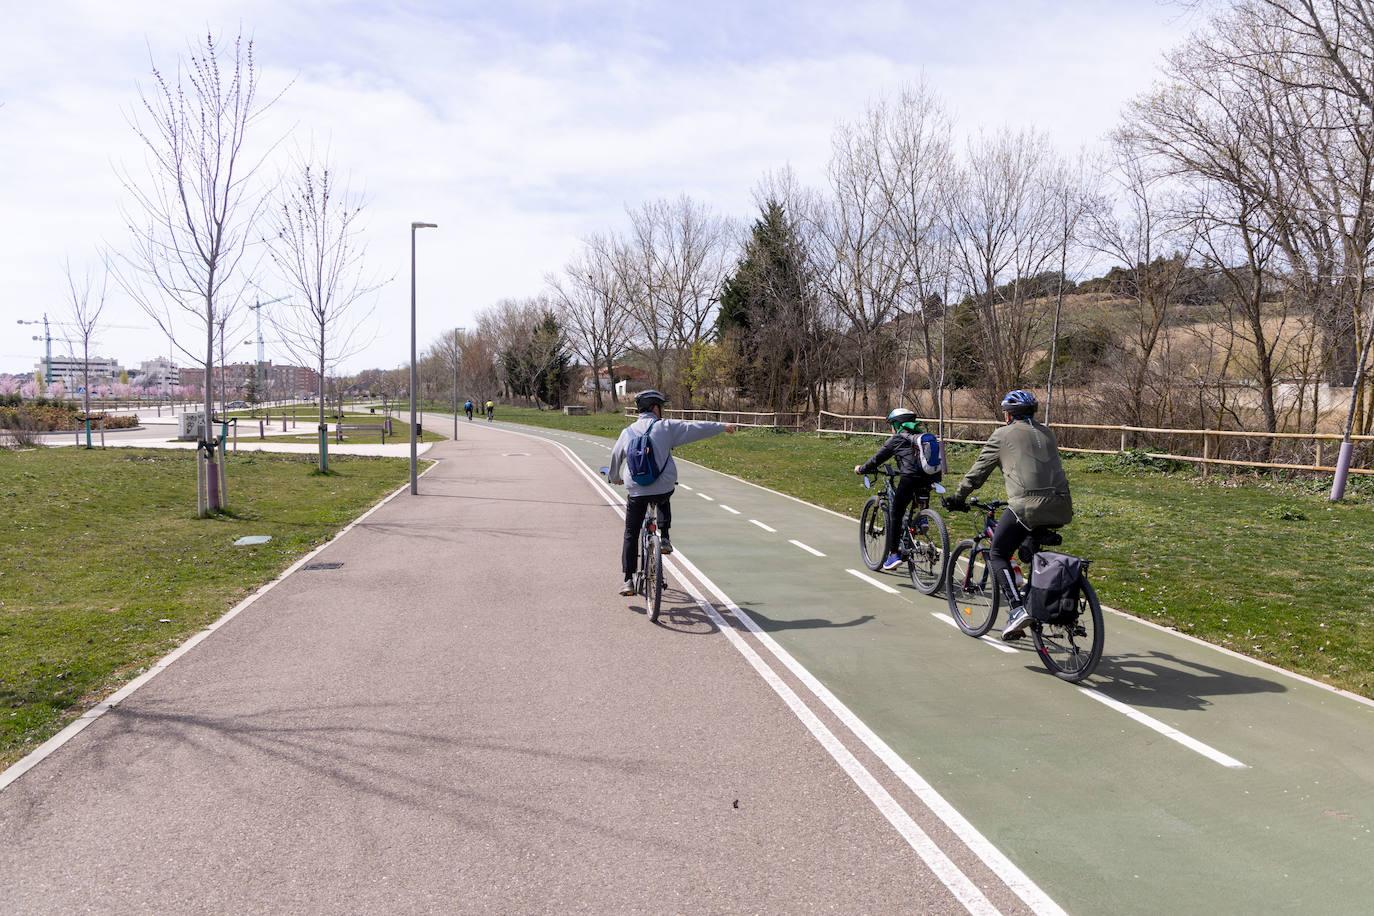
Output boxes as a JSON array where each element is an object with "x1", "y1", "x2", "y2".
[{"x1": 177, "y1": 411, "x2": 207, "y2": 441}]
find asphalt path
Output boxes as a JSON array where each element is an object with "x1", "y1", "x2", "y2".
[
  {"x1": 0, "y1": 422, "x2": 997, "y2": 914},
  {"x1": 460, "y1": 415, "x2": 1374, "y2": 915}
]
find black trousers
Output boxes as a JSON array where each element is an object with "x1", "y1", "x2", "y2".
[
  {"x1": 988, "y1": 509, "x2": 1030, "y2": 608},
  {"x1": 884, "y1": 476, "x2": 928, "y2": 558},
  {"x1": 623, "y1": 491, "x2": 673, "y2": 578}
]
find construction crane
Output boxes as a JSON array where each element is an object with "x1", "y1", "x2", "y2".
[{"x1": 246, "y1": 296, "x2": 288, "y2": 392}]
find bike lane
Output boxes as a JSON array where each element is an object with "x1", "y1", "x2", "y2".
[{"x1": 492, "y1": 419, "x2": 1374, "y2": 916}]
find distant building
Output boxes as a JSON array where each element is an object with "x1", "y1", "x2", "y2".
[
  {"x1": 179, "y1": 361, "x2": 321, "y2": 400},
  {"x1": 36, "y1": 356, "x2": 123, "y2": 388},
  {"x1": 132, "y1": 357, "x2": 180, "y2": 390}
]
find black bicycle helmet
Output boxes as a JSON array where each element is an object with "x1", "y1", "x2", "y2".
[
  {"x1": 1000, "y1": 389, "x2": 1038, "y2": 418},
  {"x1": 635, "y1": 389, "x2": 668, "y2": 412}
]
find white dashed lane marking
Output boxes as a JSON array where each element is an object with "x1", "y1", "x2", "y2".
[
  {"x1": 720, "y1": 504, "x2": 741, "y2": 515},
  {"x1": 931, "y1": 613, "x2": 1018, "y2": 654},
  {"x1": 1078, "y1": 688, "x2": 1248, "y2": 768},
  {"x1": 679, "y1": 484, "x2": 693, "y2": 491},
  {"x1": 697, "y1": 492, "x2": 714, "y2": 501},
  {"x1": 846, "y1": 568, "x2": 901, "y2": 595},
  {"x1": 750, "y1": 519, "x2": 777, "y2": 533},
  {"x1": 790, "y1": 539, "x2": 826, "y2": 557}
]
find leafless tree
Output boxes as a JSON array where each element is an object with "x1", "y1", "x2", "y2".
[
  {"x1": 63, "y1": 256, "x2": 110, "y2": 441},
  {"x1": 947, "y1": 129, "x2": 1066, "y2": 407},
  {"x1": 115, "y1": 30, "x2": 283, "y2": 513},
  {"x1": 265, "y1": 150, "x2": 383, "y2": 471},
  {"x1": 548, "y1": 233, "x2": 632, "y2": 411}
]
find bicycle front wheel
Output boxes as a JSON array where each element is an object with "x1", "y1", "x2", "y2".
[
  {"x1": 648, "y1": 537, "x2": 663, "y2": 623},
  {"x1": 1031, "y1": 579, "x2": 1104, "y2": 682},
  {"x1": 907, "y1": 508, "x2": 949, "y2": 596},
  {"x1": 859, "y1": 496, "x2": 886, "y2": 571},
  {"x1": 946, "y1": 540, "x2": 998, "y2": 637}
]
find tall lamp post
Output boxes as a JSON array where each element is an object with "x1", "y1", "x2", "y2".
[
  {"x1": 410, "y1": 221, "x2": 438, "y2": 495},
  {"x1": 452, "y1": 326, "x2": 466, "y2": 441}
]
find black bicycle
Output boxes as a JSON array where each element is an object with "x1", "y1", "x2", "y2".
[
  {"x1": 943, "y1": 496, "x2": 1104, "y2": 682},
  {"x1": 858, "y1": 465, "x2": 949, "y2": 595},
  {"x1": 602, "y1": 467, "x2": 664, "y2": 622}
]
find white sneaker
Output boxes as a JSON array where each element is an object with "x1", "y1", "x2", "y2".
[
  {"x1": 619, "y1": 579, "x2": 635, "y2": 597},
  {"x1": 1001, "y1": 608, "x2": 1033, "y2": 641}
]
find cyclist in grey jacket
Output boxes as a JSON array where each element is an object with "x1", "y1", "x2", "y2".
[
  {"x1": 607, "y1": 390, "x2": 735, "y2": 595},
  {"x1": 945, "y1": 389, "x2": 1073, "y2": 641}
]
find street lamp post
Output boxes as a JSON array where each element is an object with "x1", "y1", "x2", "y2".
[
  {"x1": 410, "y1": 221, "x2": 438, "y2": 495},
  {"x1": 452, "y1": 326, "x2": 465, "y2": 441}
]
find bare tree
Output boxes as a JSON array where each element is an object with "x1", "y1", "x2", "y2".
[
  {"x1": 947, "y1": 129, "x2": 1066, "y2": 406},
  {"x1": 548, "y1": 233, "x2": 632, "y2": 411},
  {"x1": 63, "y1": 256, "x2": 110, "y2": 446},
  {"x1": 265, "y1": 150, "x2": 383, "y2": 472},
  {"x1": 115, "y1": 30, "x2": 282, "y2": 513}
]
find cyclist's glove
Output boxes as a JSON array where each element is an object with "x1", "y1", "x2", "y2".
[{"x1": 942, "y1": 494, "x2": 968, "y2": 512}]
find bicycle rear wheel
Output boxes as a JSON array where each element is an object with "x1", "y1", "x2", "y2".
[
  {"x1": 1031, "y1": 579, "x2": 1104, "y2": 682},
  {"x1": 907, "y1": 508, "x2": 949, "y2": 595},
  {"x1": 946, "y1": 539, "x2": 998, "y2": 637},
  {"x1": 647, "y1": 536, "x2": 663, "y2": 623},
  {"x1": 859, "y1": 496, "x2": 886, "y2": 571}
]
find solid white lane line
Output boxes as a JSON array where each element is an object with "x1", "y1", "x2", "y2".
[
  {"x1": 750, "y1": 519, "x2": 777, "y2": 533},
  {"x1": 720, "y1": 504, "x2": 741, "y2": 515},
  {"x1": 1078, "y1": 688, "x2": 1248, "y2": 769},
  {"x1": 678, "y1": 483, "x2": 693, "y2": 490},
  {"x1": 930, "y1": 613, "x2": 1018, "y2": 654},
  {"x1": 789, "y1": 539, "x2": 826, "y2": 557},
  {"x1": 846, "y1": 568, "x2": 902, "y2": 595},
  {"x1": 662, "y1": 550, "x2": 1066, "y2": 916},
  {"x1": 490, "y1": 423, "x2": 1065, "y2": 915},
  {"x1": 544, "y1": 439, "x2": 999, "y2": 916},
  {"x1": 697, "y1": 492, "x2": 714, "y2": 501}
]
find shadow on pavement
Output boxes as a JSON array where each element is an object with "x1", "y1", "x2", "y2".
[
  {"x1": 1076, "y1": 650, "x2": 1288, "y2": 711},
  {"x1": 628, "y1": 587, "x2": 718, "y2": 635},
  {"x1": 93, "y1": 702, "x2": 697, "y2": 853},
  {"x1": 734, "y1": 603, "x2": 876, "y2": 633}
]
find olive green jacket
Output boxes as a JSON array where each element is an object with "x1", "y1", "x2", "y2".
[{"x1": 955, "y1": 419, "x2": 1074, "y2": 528}]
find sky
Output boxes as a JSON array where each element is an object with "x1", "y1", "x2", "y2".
[{"x1": 0, "y1": 0, "x2": 1207, "y2": 377}]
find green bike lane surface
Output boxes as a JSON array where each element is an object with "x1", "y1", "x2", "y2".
[{"x1": 489, "y1": 418, "x2": 1374, "y2": 915}]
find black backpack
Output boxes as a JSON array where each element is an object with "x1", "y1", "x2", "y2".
[{"x1": 1027, "y1": 551, "x2": 1087, "y2": 625}]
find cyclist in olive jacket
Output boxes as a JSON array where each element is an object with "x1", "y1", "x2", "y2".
[{"x1": 945, "y1": 390, "x2": 1073, "y2": 641}]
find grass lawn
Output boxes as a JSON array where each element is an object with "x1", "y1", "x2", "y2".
[
  {"x1": 0, "y1": 448, "x2": 414, "y2": 769},
  {"x1": 226, "y1": 412, "x2": 444, "y2": 445},
  {"x1": 490, "y1": 404, "x2": 1374, "y2": 698}
]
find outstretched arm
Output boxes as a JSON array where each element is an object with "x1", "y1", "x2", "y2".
[
  {"x1": 955, "y1": 434, "x2": 1001, "y2": 500},
  {"x1": 664, "y1": 420, "x2": 730, "y2": 447},
  {"x1": 607, "y1": 431, "x2": 628, "y2": 485},
  {"x1": 857, "y1": 433, "x2": 901, "y2": 474}
]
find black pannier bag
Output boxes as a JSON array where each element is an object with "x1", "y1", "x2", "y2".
[{"x1": 1027, "y1": 551, "x2": 1085, "y2": 625}]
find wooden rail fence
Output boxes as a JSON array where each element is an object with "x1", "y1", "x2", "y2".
[
  {"x1": 623, "y1": 407, "x2": 806, "y2": 430},
  {"x1": 816, "y1": 410, "x2": 1374, "y2": 477}
]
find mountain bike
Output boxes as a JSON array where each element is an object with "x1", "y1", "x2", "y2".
[
  {"x1": 858, "y1": 465, "x2": 949, "y2": 595},
  {"x1": 602, "y1": 467, "x2": 664, "y2": 622},
  {"x1": 943, "y1": 496, "x2": 1104, "y2": 682}
]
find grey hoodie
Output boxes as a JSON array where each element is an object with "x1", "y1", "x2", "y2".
[{"x1": 607, "y1": 413, "x2": 727, "y2": 496}]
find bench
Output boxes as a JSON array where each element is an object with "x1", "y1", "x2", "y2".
[
  {"x1": 335, "y1": 417, "x2": 393, "y2": 443},
  {"x1": 563, "y1": 405, "x2": 589, "y2": 416}
]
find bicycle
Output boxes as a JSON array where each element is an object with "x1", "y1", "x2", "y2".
[
  {"x1": 943, "y1": 496, "x2": 1104, "y2": 682},
  {"x1": 602, "y1": 467, "x2": 665, "y2": 622},
  {"x1": 858, "y1": 465, "x2": 949, "y2": 595}
]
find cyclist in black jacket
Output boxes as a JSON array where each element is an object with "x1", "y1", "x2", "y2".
[{"x1": 853, "y1": 407, "x2": 944, "y2": 571}]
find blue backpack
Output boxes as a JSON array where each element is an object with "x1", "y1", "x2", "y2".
[{"x1": 627, "y1": 418, "x2": 663, "y2": 486}]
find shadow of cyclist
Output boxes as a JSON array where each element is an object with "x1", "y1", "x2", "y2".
[{"x1": 1075, "y1": 650, "x2": 1287, "y2": 712}]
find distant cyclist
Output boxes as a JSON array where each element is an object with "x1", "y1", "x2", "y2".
[
  {"x1": 853, "y1": 407, "x2": 943, "y2": 571},
  {"x1": 485, "y1": 399, "x2": 494, "y2": 422},
  {"x1": 606, "y1": 390, "x2": 735, "y2": 597},
  {"x1": 464, "y1": 399, "x2": 474, "y2": 421},
  {"x1": 944, "y1": 389, "x2": 1073, "y2": 641}
]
